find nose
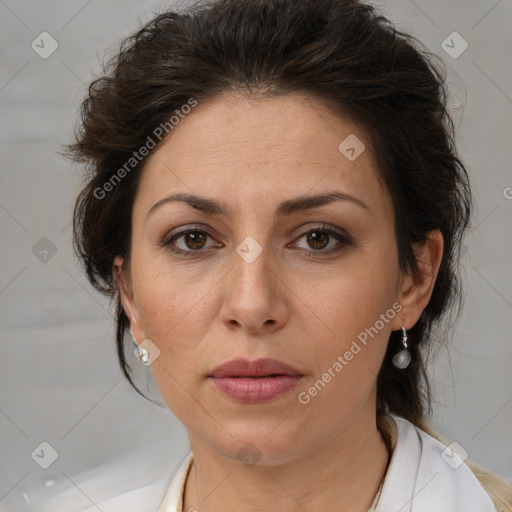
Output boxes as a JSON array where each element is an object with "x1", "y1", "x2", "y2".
[{"x1": 219, "y1": 241, "x2": 290, "y2": 335}]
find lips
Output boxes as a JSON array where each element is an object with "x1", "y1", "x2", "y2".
[
  {"x1": 209, "y1": 358, "x2": 304, "y2": 403},
  {"x1": 209, "y1": 357, "x2": 303, "y2": 378}
]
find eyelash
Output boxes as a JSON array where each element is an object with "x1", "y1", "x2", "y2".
[{"x1": 162, "y1": 224, "x2": 353, "y2": 258}]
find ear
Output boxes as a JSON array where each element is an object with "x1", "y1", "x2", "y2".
[
  {"x1": 390, "y1": 229, "x2": 444, "y2": 331},
  {"x1": 113, "y1": 256, "x2": 145, "y2": 344}
]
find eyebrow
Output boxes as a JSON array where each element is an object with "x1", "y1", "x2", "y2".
[{"x1": 147, "y1": 190, "x2": 370, "y2": 220}]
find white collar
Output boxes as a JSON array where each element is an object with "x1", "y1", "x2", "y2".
[
  {"x1": 376, "y1": 415, "x2": 496, "y2": 511},
  {"x1": 157, "y1": 415, "x2": 497, "y2": 512},
  {"x1": 157, "y1": 452, "x2": 193, "y2": 512}
]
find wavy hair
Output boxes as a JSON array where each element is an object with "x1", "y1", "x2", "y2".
[{"x1": 65, "y1": 0, "x2": 472, "y2": 442}]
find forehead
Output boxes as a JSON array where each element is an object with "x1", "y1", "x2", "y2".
[{"x1": 134, "y1": 92, "x2": 391, "y2": 219}]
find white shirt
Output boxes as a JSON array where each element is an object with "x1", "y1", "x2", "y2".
[
  {"x1": 156, "y1": 415, "x2": 498, "y2": 512},
  {"x1": 55, "y1": 414, "x2": 496, "y2": 511}
]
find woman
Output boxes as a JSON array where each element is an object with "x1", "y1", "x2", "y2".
[{"x1": 66, "y1": 0, "x2": 512, "y2": 510}]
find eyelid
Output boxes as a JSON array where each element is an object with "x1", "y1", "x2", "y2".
[
  {"x1": 292, "y1": 222, "x2": 352, "y2": 241},
  {"x1": 162, "y1": 223, "x2": 219, "y2": 243}
]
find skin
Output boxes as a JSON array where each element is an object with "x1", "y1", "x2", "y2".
[{"x1": 115, "y1": 92, "x2": 443, "y2": 512}]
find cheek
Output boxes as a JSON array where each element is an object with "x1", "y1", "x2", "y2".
[
  {"x1": 129, "y1": 253, "x2": 229, "y2": 381},
  {"x1": 132, "y1": 251, "x2": 216, "y2": 340},
  {"x1": 293, "y1": 242, "x2": 400, "y2": 409},
  {"x1": 297, "y1": 239, "x2": 400, "y2": 347},
  {"x1": 133, "y1": 268, "x2": 214, "y2": 422}
]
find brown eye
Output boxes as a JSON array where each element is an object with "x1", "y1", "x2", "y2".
[
  {"x1": 292, "y1": 225, "x2": 353, "y2": 257},
  {"x1": 306, "y1": 231, "x2": 330, "y2": 250},
  {"x1": 182, "y1": 231, "x2": 207, "y2": 250},
  {"x1": 164, "y1": 228, "x2": 221, "y2": 255}
]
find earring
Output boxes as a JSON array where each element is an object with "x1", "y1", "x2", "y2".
[
  {"x1": 130, "y1": 328, "x2": 150, "y2": 364},
  {"x1": 392, "y1": 326, "x2": 411, "y2": 369}
]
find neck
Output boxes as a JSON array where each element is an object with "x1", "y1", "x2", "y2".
[{"x1": 183, "y1": 406, "x2": 390, "y2": 512}]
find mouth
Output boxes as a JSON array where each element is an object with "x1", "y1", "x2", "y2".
[
  {"x1": 208, "y1": 358, "x2": 304, "y2": 403},
  {"x1": 209, "y1": 357, "x2": 303, "y2": 378}
]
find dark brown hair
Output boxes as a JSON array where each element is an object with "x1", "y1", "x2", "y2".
[{"x1": 65, "y1": 0, "x2": 471, "y2": 434}]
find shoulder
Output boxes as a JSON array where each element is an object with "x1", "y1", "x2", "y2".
[
  {"x1": 413, "y1": 417, "x2": 512, "y2": 512},
  {"x1": 468, "y1": 463, "x2": 512, "y2": 512},
  {"x1": 49, "y1": 454, "x2": 192, "y2": 512},
  {"x1": 57, "y1": 473, "x2": 176, "y2": 512},
  {"x1": 388, "y1": 414, "x2": 511, "y2": 512}
]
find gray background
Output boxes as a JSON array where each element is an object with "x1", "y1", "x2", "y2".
[{"x1": 1, "y1": 0, "x2": 511, "y2": 510}]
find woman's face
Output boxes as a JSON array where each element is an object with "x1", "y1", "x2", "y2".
[{"x1": 118, "y1": 92, "x2": 415, "y2": 464}]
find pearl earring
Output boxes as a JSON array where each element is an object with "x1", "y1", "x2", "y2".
[
  {"x1": 130, "y1": 328, "x2": 150, "y2": 364},
  {"x1": 392, "y1": 326, "x2": 411, "y2": 369}
]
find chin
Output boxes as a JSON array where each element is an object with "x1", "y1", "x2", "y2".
[{"x1": 208, "y1": 419, "x2": 311, "y2": 467}]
